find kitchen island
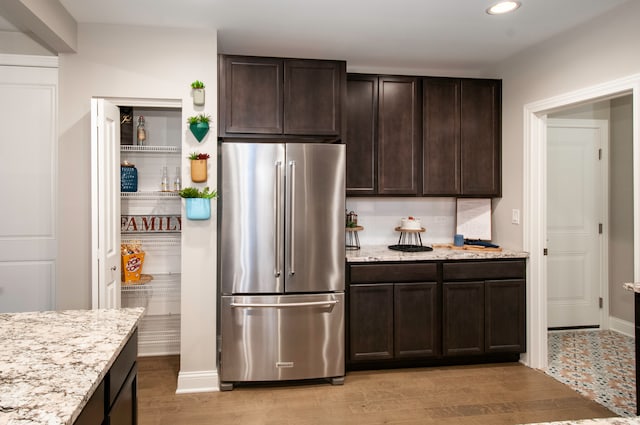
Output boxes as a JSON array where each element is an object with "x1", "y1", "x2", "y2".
[
  {"x1": 0, "y1": 308, "x2": 144, "y2": 425},
  {"x1": 623, "y1": 282, "x2": 640, "y2": 416}
]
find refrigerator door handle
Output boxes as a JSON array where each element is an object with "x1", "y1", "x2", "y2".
[
  {"x1": 288, "y1": 160, "x2": 296, "y2": 276},
  {"x1": 230, "y1": 299, "x2": 339, "y2": 309},
  {"x1": 274, "y1": 160, "x2": 282, "y2": 278}
]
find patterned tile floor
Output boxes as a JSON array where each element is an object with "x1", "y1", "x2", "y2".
[{"x1": 546, "y1": 330, "x2": 636, "y2": 417}]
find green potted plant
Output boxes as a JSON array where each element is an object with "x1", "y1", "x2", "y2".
[
  {"x1": 191, "y1": 80, "x2": 205, "y2": 106},
  {"x1": 187, "y1": 114, "x2": 210, "y2": 142},
  {"x1": 178, "y1": 186, "x2": 217, "y2": 220},
  {"x1": 188, "y1": 152, "x2": 210, "y2": 183}
]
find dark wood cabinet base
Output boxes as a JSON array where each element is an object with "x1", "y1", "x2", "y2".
[
  {"x1": 347, "y1": 259, "x2": 526, "y2": 371},
  {"x1": 347, "y1": 352, "x2": 521, "y2": 371}
]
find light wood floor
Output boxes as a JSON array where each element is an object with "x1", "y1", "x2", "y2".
[{"x1": 137, "y1": 356, "x2": 616, "y2": 425}]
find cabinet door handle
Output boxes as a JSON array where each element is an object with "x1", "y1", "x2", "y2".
[{"x1": 111, "y1": 266, "x2": 117, "y2": 271}]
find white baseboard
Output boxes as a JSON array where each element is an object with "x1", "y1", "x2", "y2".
[
  {"x1": 609, "y1": 316, "x2": 634, "y2": 337},
  {"x1": 176, "y1": 370, "x2": 219, "y2": 393}
]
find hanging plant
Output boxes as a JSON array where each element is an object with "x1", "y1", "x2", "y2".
[
  {"x1": 191, "y1": 80, "x2": 205, "y2": 106},
  {"x1": 187, "y1": 114, "x2": 210, "y2": 142},
  {"x1": 188, "y1": 152, "x2": 210, "y2": 183},
  {"x1": 178, "y1": 186, "x2": 217, "y2": 220}
]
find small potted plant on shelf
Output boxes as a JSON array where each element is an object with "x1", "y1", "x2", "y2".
[
  {"x1": 188, "y1": 152, "x2": 210, "y2": 183},
  {"x1": 187, "y1": 113, "x2": 210, "y2": 142},
  {"x1": 178, "y1": 186, "x2": 217, "y2": 220},
  {"x1": 191, "y1": 80, "x2": 205, "y2": 106}
]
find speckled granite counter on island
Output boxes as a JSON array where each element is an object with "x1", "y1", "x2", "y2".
[
  {"x1": 346, "y1": 245, "x2": 529, "y2": 262},
  {"x1": 623, "y1": 282, "x2": 640, "y2": 293},
  {"x1": 0, "y1": 308, "x2": 144, "y2": 425}
]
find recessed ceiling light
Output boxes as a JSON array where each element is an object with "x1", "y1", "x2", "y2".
[{"x1": 486, "y1": 1, "x2": 521, "y2": 15}]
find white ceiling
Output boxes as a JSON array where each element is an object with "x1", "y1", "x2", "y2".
[{"x1": 4, "y1": 0, "x2": 632, "y2": 73}]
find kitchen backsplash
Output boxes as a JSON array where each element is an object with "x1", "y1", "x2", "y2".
[{"x1": 346, "y1": 197, "x2": 457, "y2": 246}]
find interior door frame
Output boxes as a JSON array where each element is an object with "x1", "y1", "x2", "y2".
[
  {"x1": 546, "y1": 118, "x2": 609, "y2": 330},
  {"x1": 90, "y1": 96, "x2": 182, "y2": 309},
  {"x1": 523, "y1": 73, "x2": 640, "y2": 370}
]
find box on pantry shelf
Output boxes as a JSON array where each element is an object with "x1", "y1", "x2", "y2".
[{"x1": 121, "y1": 241, "x2": 145, "y2": 283}]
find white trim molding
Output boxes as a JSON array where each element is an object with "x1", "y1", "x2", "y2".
[
  {"x1": 176, "y1": 370, "x2": 219, "y2": 394},
  {"x1": 609, "y1": 316, "x2": 634, "y2": 338},
  {"x1": 0, "y1": 54, "x2": 58, "y2": 68},
  {"x1": 523, "y1": 72, "x2": 640, "y2": 370}
]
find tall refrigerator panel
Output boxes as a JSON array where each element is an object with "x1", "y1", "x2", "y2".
[{"x1": 219, "y1": 142, "x2": 346, "y2": 388}]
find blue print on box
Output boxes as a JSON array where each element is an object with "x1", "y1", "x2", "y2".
[{"x1": 121, "y1": 165, "x2": 138, "y2": 192}]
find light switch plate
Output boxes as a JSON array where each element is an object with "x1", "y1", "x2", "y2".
[{"x1": 512, "y1": 209, "x2": 520, "y2": 225}]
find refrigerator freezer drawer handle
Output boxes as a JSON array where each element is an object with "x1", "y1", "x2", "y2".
[{"x1": 230, "y1": 300, "x2": 339, "y2": 308}]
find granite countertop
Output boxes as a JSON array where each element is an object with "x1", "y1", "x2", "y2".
[
  {"x1": 522, "y1": 419, "x2": 640, "y2": 424},
  {"x1": 0, "y1": 308, "x2": 144, "y2": 425},
  {"x1": 623, "y1": 282, "x2": 640, "y2": 293},
  {"x1": 346, "y1": 245, "x2": 529, "y2": 262}
]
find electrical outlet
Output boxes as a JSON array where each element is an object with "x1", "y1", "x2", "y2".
[{"x1": 512, "y1": 209, "x2": 520, "y2": 225}]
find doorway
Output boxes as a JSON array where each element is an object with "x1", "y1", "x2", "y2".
[
  {"x1": 546, "y1": 118, "x2": 608, "y2": 329},
  {"x1": 523, "y1": 73, "x2": 640, "y2": 370}
]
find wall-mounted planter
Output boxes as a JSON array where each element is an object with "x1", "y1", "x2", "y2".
[
  {"x1": 185, "y1": 198, "x2": 211, "y2": 220},
  {"x1": 193, "y1": 88, "x2": 205, "y2": 106},
  {"x1": 189, "y1": 122, "x2": 209, "y2": 142},
  {"x1": 190, "y1": 159, "x2": 207, "y2": 182}
]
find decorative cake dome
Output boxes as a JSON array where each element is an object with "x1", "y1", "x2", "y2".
[{"x1": 400, "y1": 216, "x2": 421, "y2": 230}]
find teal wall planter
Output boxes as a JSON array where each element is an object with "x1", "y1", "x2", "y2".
[
  {"x1": 185, "y1": 198, "x2": 211, "y2": 220},
  {"x1": 189, "y1": 122, "x2": 209, "y2": 142}
]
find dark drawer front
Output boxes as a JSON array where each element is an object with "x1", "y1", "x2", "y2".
[
  {"x1": 109, "y1": 329, "x2": 138, "y2": 407},
  {"x1": 443, "y1": 260, "x2": 525, "y2": 281},
  {"x1": 350, "y1": 263, "x2": 438, "y2": 283}
]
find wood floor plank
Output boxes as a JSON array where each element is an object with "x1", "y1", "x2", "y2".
[{"x1": 137, "y1": 356, "x2": 616, "y2": 425}]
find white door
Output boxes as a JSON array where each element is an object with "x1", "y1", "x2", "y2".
[
  {"x1": 0, "y1": 62, "x2": 58, "y2": 313},
  {"x1": 547, "y1": 119, "x2": 607, "y2": 328},
  {"x1": 91, "y1": 99, "x2": 121, "y2": 309}
]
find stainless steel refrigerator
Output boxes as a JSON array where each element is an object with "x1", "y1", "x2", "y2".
[{"x1": 219, "y1": 142, "x2": 345, "y2": 390}]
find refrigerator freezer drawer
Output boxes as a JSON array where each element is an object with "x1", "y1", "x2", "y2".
[{"x1": 220, "y1": 293, "x2": 345, "y2": 383}]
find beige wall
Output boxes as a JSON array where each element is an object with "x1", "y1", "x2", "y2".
[
  {"x1": 610, "y1": 96, "x2": 634, "y2": 322},
  {"x1": 491, "y1": 1, "x2": 640, "y2": 323},
  {"x1": 58, "y1": 23, "x2": 218, "y2": 385},
  {"x1": 0, "y1": 31, "x2": 53, "y2": 55},
  {"x1": 490, "y1": 0, "x2": 640, "y2": 251}
]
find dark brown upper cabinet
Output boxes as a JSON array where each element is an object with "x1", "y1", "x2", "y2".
[
  {"x1": 218, "y1": 55, "x2": 346, "y2": 138},
  {"x1": 460, "y1": 79, "x2": 501, "y2": 196},
  {"x1": 422, "y1": 78, "x2": 460, "y2": 195},
  {"x1": 346, "y1": 75, "x2": 378, "y2": 195},
  {"x1": 378, "y1": 76, "x2": 421, "y2": 195},
  {"x1": 219, "y1": 56, "x2": 283, "y2": 135},
  {"x1": 422, "y1": 77, "x2": 501, "y2": 197},
  {"x1": 346, "y1": 74, "x2": 420, "y2": 196}
]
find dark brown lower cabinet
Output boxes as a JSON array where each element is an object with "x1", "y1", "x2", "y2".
[
  {"x1": 485, "y1": 279, "x2": 526, "y2": 353},
  {"x1": 348, "y1": 259, "x2": 526, "y2": 369},
  {"x1": 108, "y1": 363, "x2": 137, "y2": 425},
  {"x1": 635, "y1": 293, "x2": 640, "y2": 415},
  {"x1": 443, "y1": 281, "x2": 484, "y2": 356},
  {"x1": 349, "y1": 281, "x2": 439, "y2": 363},
  {"x1": 349, "y1": 283, "x2": 394, "y2": 361},
  {"x1": 74, "y1": 330, "x2": 138, "y2": 425},
  {"x1": 394, "y1": 282, "x2": 439, "y2": 358}
]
